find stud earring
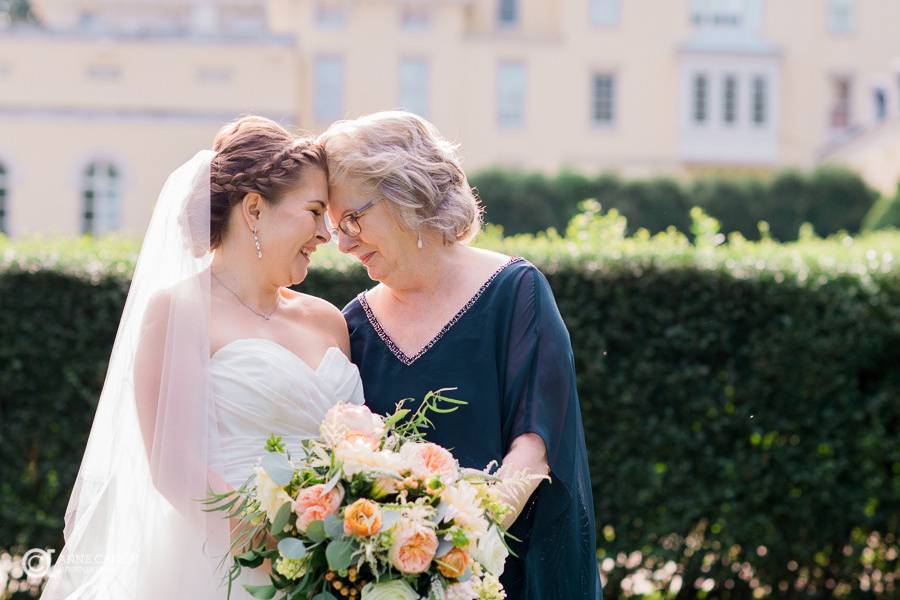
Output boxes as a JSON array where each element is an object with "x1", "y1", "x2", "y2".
[{"x1": 252, "y1": 226, "x2": 262, "y2": 259}]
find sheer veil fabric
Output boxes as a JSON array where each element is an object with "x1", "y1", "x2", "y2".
[{"x1": 40, "y1": 150, "x2": 232, "y2": 599}]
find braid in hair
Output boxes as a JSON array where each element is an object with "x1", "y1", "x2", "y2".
[{"x1": 208, "y1": 117, "x2": 327, "y2": 249}]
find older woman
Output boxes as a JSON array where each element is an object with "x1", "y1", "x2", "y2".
[{"x1": 319, "y1": 112, "x2": 601, "y2": 600}]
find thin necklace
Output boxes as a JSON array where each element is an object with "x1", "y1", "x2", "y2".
[{"x1": 211, "y1": 272, "x2": 280, "y2": 321}]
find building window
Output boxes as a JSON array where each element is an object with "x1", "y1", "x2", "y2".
[
  {"x1": 828, "y1": 0, "x2": 854, "y2": 34},
  {"x1": 590, "y1": 0, "x2": 620, "y2": 26},
  {"x1": 874, "y1": 88, "x2": 887, "y2": 121},
  {"x1": 752, "y1": 75, "x2": 768, "y2": 126},
  {"x1": 81, "y1": 161, "x2": 121, "y2": 235},
  {"x1": 0, "y1": 163, "x2": 7, "y2": 235},
  {"x1": 690, "y1": 0, "x2": 743, "y2": 28},
  {"x1": 399, "y1": 58, "x2": 429, "y2": 118},
  {"x1": 692, "y1": 74, "x2": 708, "y2": 124},
  {"x1": 315, "y1": 1, "x2": 346, "y2": 28},
  {"x1": 830, "y1": 77, "x2": 851, "y2": 129},
  {"x1": 497, "y1": 0, "x2": 518, "y2": 28},
  {"x1": 400, "y1": 5, "x2": 431, "y2": 31},
  {"x1": 592, "y1": 74, "x2": 616, "y2": 125},
  {"x1": 722, "y1": 75, "x2": 738, "y2": 125},
  {"x1": 314, "y1": 56, "x2": 344, "y2": 123},
  {"x1": 497, "y1": 61, "x2": 526, "y2": 129}
]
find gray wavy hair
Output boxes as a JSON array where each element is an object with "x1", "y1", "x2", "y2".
[{"x1": 318, "y1": 111, "x2": 483, "y2": 244}]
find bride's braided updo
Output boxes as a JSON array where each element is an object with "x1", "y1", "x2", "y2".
[{"x1": 209, "y1": 116, "x2": 327, "y2": 249}]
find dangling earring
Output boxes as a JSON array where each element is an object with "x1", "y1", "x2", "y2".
[
  {"x1": 416, "y1": 230, "x2": 424, "y2": 249},
  {"x1": 252, "y1": 226, "x2": 263, "y2": 259}
]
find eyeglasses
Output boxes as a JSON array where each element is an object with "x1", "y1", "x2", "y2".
[{"x1": 327, "y1": 199, "x2": 377, "y2": 238}]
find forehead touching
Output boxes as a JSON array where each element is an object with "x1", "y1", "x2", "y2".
[
  {"x1": 327, "y1": 180, "x2": 375, "y2": 214},
  {"x1": 277, "y1": 167, "x2": 327, "y2": 206}
]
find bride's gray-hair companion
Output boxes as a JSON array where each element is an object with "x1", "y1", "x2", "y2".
[{"x1": 319, "y1": 110, "x2": 483, "y2": 246}]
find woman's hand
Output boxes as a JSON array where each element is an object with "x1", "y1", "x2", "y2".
[{"x1": 497, "y1": 433, "x2": 550, "y2": 529}]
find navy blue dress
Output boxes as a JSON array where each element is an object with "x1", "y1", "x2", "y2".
[{"x1": 343, "y1": 257, "x2": 602, "y2": 600}]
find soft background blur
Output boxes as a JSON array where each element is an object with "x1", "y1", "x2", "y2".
[
  {"x1": 0, "y1": 0, "x2": 899, "y2": 236},
  {"x1": 1, "y1": 1, "x2": 899, "y2": 599}
]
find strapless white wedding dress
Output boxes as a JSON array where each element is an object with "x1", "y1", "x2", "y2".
[{"x1": 209, "y1": 338, "x2": 365, "y2": 599}]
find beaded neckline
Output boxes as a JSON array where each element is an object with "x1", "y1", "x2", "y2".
[{"x1": 357, "y1": 256, "x2": 524, "y2": 367}]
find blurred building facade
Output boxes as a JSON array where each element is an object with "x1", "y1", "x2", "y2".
[{"x1": 1, "y1": 0, "x2": 899, "y2": 236}]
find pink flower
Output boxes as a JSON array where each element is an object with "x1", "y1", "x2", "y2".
[
  {"x1": 388, "y1": 521, "x2": 439, "y2": 574},
  {"x1": 320, "y1": 403, "x2": 385, "y2": 450},
  {"x1": 399, "y1": 442, "x2": 458, "y2": 480},
  {"x1": 292, "y1": 483, "x2": 344, "y2": 532}
]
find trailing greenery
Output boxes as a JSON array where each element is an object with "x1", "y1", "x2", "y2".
[
  {"x1": 470, "y1": 166, "x2": 880, "y2": 242},
  {"x1": 1, "y1": 208, "x2": 898, "y2": 599}
]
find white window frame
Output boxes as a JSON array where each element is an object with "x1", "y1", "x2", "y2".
[
  {"x1": 315, "y1": 1, "x2": 346, "y2": 28},
  {"x1": 314, "y1": 56, "x2": 344, "y2": 124},
  {"x1": 81, "y1": 160, "x2": 122, "y2": 235},
  {"x1": 400, "y1": 4, "x2": 431, "y2": 31},
  {"x1": 692, "y1": 73, "x2": 709, "y2": 125},
  {"x1": 497, "y1": 0, "x2": 518, "y2": 28},
  {"x1": 751, "y1": 75, "x2": 768, "y2": 127},
  {"x1": 497, "y1": 61, "x2": 526, "y2": 129},
  {"x1": 590, "y1": 0, "x2": 620, "y2": 27},
  {"x1": 828, "y1": 0, "x2": 855, "y2": 34},
  {"x1": 591, "y1": 73, "x2": 616, "y2": 126},
  {"x1": 722, "y1": 74, "x2": 738, "y2": 126},
  {"x1": 398, "y1": 58, "x2": 430, "y2": 118}
]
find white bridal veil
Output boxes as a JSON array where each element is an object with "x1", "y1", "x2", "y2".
[{"x1": 40, "y1": 150, "x2": 232, "y2": 599}]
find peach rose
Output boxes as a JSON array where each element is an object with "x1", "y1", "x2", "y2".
[
  {"x1": 292, "y1": 483, "x2": 344, "y2": 532},
  {"x1": 388, "y1": 521, "x2": 439, "y2": 574},
  {"x1": 437, "y1": 547, "x2": 470, "y2": 579},
  {"x1": 321, "y1": 403, "x2": 386, "y2": 450},
  {"x1": 399, "y1": 442, "x2": 458, "y2": 480},
  {"x1": 343, "y1": 498, "x2": 382, "y2": 537}
]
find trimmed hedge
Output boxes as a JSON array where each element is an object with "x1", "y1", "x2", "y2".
[
  {"x1": 470, "y1": 167, "x2": 880, "y2": 242},
  {"x1": 2, "y1": 210, "x2": 899, "y2": 599}
]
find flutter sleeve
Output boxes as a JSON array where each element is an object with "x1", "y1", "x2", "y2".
[{"x1": 502, "y1": 263, "x2": 602, "y2": 600}]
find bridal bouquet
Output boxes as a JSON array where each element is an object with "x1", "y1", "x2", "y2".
[{"x1": 203, "y1": 391, "x2": 523, "y2": 600}]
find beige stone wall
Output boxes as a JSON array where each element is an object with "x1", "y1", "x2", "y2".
[
  {"x1": 1, "y1": 0, "x2": 899, "y2": 237},
  {"x1": 0, "y1": 25, "x2": 298, "y2": 236}
]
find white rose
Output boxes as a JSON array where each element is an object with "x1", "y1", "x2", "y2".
[
  {"x1": 334, "y1": 438, "x2": 404, "y2": 479},
  {"x1": 472, "y1": 526, "x2": 509, "y2": 576},
  {"x1": 253, "y1": 466, "x2": 293, "y2": 522},
  {"x1": 321, "y1": 403, "x2": 386, "y2": 449},
  {"x1": 445, "y1": 580, "x2": 479, "y2": 600},
  {"x1": 440, "y1": 481, "x2": 489, "y2": 538},
  {"x1": 361, "y1": 579, "x2": 420, "y2": 600}
]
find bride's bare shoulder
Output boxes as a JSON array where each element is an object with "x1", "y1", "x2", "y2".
[{"x1": 280, "y1": 289, "x2": 350, "y2": 350}]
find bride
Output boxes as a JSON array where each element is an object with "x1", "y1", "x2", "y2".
[{"x1": 40, "y1": 116, "x2": 364, "y2": 599}]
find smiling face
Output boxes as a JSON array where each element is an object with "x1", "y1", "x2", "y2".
[
  {"x1": 326, "y1": 180, "x2": 417, "y2": 283},
  {"x1": 257, "y1": 166, "x2": 331, "y2": 286}
]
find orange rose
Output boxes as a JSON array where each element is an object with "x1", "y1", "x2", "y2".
[
  {"x1": 436, "y1": 547, "x2": 470, "y2": 579},
  {"x1": 343, "y1": 498, "x2": 382, "y2": 537}
]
